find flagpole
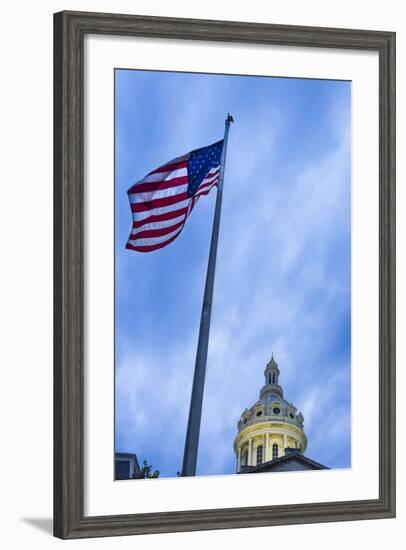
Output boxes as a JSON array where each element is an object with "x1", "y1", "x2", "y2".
[{"x1": 181, "y1": 114, "x2": 234, "y2": 477}]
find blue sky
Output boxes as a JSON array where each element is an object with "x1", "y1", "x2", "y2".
[{"x1": 115, "y1": 69, "x2": 351, "y2": 478}]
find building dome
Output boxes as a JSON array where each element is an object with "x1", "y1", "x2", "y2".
[{"x1": 234, "y1": 356, "x2": 307, "y2": 472}]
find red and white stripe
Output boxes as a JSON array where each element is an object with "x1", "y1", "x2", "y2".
[{"x1": 126, "y1": 155, "x2": 220, "y2": 252}]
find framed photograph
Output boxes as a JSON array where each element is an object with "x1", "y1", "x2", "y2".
[{"x1": 54, "y1": 10, "x2": 396, "y2": 539}]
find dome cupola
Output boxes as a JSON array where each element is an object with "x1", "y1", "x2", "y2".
[
  {"x1": 260, "y1": 354, "x2": 284, "y2": 400},
  {"x1": 234, "y1": 356, "x2": 307, "y2": 472}
]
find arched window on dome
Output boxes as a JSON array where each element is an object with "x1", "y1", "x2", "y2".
[
  {"x1": 272, "y1": 443, "x2": 278, "y2": 459},
  {"x1": 241, "y1": 449, "x2": 248, "y2": 466},
  {"x1": 256, "y1": 445, "x2": 263, "y2": 465}
]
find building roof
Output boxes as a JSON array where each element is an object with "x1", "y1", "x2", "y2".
[
  {"x1": 239, "y1": 449, "x2": 328, "y2": 473},
  {"x1": 115, "y1": 452, "x2": 141, "y2": 472}
]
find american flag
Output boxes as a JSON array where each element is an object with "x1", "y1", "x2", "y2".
[{"x1": 126, "y1": 140, "x2": 224, "y2": 252}]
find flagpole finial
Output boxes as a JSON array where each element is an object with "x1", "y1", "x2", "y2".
[{"x1": 226, "y1": 113, "x2": 234, "y2": 124}]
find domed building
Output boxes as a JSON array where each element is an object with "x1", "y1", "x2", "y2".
[{"x1": 234, "y1": 356, "x2": 328, "y2": 473}]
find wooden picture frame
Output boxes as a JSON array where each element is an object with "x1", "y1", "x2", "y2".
[{"x1": 54, "y1": 10, "x2": 396, "y2": 539}]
